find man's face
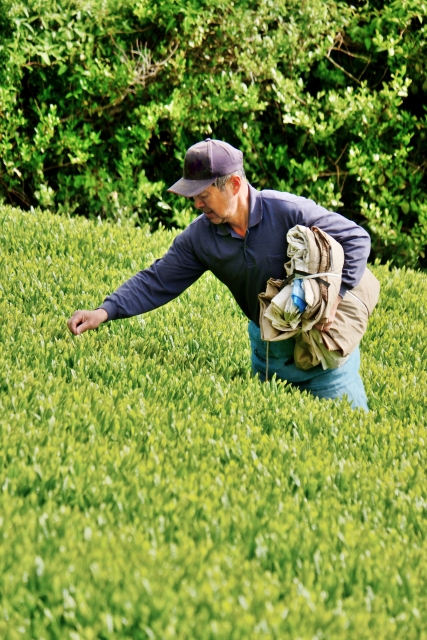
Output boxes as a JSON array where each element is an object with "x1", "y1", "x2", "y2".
[{"x1": 192, "y1": 182, "x2": 235, "y2": 225}]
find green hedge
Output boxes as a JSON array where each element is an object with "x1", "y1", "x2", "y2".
[
  {"x1": 1, "y1": 203, "x2": 427, "y2": 638},
  {"x1": 1, "y1": 0, "x2": 427, "y2": 267}
]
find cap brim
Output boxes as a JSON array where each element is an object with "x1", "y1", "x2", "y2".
[{"x1": 167, "y1": 177, "x2": 216, "y2": 197}]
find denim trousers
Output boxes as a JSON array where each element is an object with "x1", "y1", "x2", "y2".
[{"x1": 249, "y1": 321, "x2": 369, "y2": 411}]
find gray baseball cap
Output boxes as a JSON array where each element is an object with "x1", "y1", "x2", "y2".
[{"x1": 167, "y1": 138, "x2": 244, "y2": 197}]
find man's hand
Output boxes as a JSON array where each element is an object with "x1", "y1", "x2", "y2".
[
  {"x1": 315, "y1": 294, "x2": 343, "y2": 332},
  {"x1": 67, "y1": 309, "x2": 108, "y2": 335}
]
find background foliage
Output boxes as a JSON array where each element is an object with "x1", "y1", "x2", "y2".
[
  {"x1": 2, "y1": 203, "x2": 427, "y2": 638},
  {"x1": 1, "y1": 0, "x2": 427, "y2": 265}
]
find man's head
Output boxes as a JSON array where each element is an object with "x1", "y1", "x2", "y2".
[
  {"x1": 189, "y1": 172, "x2": 246, "y2": 225},
  {"x1": 167, "y1": 138, "x2": 245, "y2": 198}
]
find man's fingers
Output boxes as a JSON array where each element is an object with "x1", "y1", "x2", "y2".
[
  {"x1": 76, "y1": 320, "x2": 89, "y2": 335},
  {"x1": 314, "y1": 321, "x2": 332, "y2": 332},
  {"x1": 314, "y1": 295, "x2": 342, "y2": 332},
  {"x1": 67, "y1": 310, "x2": 86, "y2": 335}
]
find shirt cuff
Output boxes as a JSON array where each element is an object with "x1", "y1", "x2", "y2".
[
  {"x1": 97, "y1": 301, "x2": 117, "y2": 321},
  {"x1": 339, "y1": 283, "x2": 349, "y2": 298}
]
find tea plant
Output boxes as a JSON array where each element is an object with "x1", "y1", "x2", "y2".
[{"x1": 1, "y1": 204, "x2": 427, "y2": 638}]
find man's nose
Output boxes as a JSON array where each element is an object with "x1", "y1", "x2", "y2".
[{"x1": 193, "y1": 196, "x2": 204, "y2": 209}]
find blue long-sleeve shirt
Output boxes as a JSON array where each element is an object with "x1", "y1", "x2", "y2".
[{"x1": 100, "y1": 184, "x2": 371, "y2": 326}]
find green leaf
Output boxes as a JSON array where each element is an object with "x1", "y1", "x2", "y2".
[{"x1": 39, "y1": 51, "x2": 50, "y2": 65}]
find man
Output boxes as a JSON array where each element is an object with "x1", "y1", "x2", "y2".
[{"x1": 68, "y1": 139, "x2": 371, "y2": 410}]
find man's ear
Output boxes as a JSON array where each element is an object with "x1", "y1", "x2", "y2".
[{"x1": 229, "y1": 174, "x2": 241, "y2": 195}]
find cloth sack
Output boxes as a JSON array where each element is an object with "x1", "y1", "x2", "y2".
[{"x1": 259, "y1": 225, "x2": 380, "y2": 370}]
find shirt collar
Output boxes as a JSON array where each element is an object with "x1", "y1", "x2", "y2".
[{"x1": 216, "y1": 183, "x2": 262, "y2": 236}]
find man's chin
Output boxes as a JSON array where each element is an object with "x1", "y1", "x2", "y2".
[{"x1": 205, "y1": 213, "x2": 221, "y2": 223}]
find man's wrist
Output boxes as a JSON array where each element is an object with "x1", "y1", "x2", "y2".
[{"x1": 95, "y1": 308, "x2": 109, "y2": 322}]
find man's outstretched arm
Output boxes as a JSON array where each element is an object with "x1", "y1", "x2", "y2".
[{"x1": 67, "y1": 224, "x2": 207, "y2": 335}]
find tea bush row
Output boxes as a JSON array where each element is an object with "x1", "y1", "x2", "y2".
[{"x1": 1, "y1": 204, "x2": 427, "y2": 638}]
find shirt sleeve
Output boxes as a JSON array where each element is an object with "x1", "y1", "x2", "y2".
[
  {"x1": 99, "y1": 228, "x2": 206, "y2": 320},
  {"x1": 296, "y1": 200, "x2": 371, "y2": 297}
]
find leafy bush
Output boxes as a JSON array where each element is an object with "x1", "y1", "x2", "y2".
[
  {"x1": 1, "y1": 203, "x2": 427, "y2": 637},
  {"x1": 1, "y1": 0, "x2": 427, "y2": 264}
]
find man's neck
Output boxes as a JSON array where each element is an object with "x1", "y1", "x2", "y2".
[{"x1": 228, "y1": 183, "x2": 250, "y2": 237}]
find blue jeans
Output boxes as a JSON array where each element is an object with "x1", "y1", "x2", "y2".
[{"x1": 249, "y1": 321, "x2": 369, "y2": 411}]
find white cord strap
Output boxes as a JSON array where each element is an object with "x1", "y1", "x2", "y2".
[{"x1": 298, "y1": 272, "x2": 341, "y2": 280}]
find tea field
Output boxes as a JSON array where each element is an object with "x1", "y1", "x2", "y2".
[{"x1": 1, "y1": 204, "x2": 427, "y2": 639}]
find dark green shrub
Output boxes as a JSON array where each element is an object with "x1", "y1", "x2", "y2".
[{"x1": 1, "y1": 0, "x2": 427, "y2": 265}]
